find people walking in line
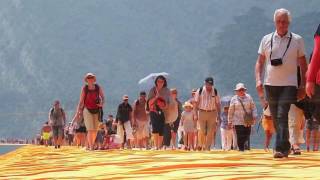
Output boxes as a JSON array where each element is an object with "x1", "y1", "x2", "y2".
[
  {"x1": 76, "y1": 72, "x2": 105, "y2": 151},
  {"x1": 41, "y1": 121, "x2": 52, "y2": 147},
  {"x1": 147, "y1": 75, "x2": 171, "y2": 150},
  {"x1": 49, "y1": 100, "x2": 66, "y2": 149},
  {"x1": 163, "y1": 88, "x2": 182, "y2": 150},
  {"x1": 116, "y1": 95, "x2": 134, "y2": 149},
  {"x1": 220, "y1": 101, "x2": 232, "y2": 151},
  {"x1": 255, "y1": 8, "x2": 307, "y2": 158},
  {"x1": 181, "y1": 102, "x2": 196, "y2": 151},
  {"x1": 71, "y1": 114, "x2": 87, "y2": 148},
  {"x1": 228, "y1": 83, "x2": 257, "y2": 152},
  {"x1": 261, "y1": 105, "x2": 275, "y2": 151},
  {"x1": 133, "y1": 91, "x2": 149, "y2": 149},
  {"x1": 288, "y1": 104, "x2": 305, "y2": 155},
  {"x1": 306, "y1": 24, "x2": 320, "y2": 119},
  {"x1": 194, "y1": 77, "x2": 221, "y2": 151}
]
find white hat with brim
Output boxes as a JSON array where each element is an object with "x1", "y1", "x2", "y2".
[
  {"x1": 84, "y1": 72, "x2": 96, "y2": 82},
  {"x1": 234, "y1": 83, "x2": 247, "y2": 91},
  {"x1": 183, "y1": 101, "x2": 193, "y2": 108}
]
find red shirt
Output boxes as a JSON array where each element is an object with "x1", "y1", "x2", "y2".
[
  {"x1": 307, "y1": 36, "x2": 320, "y2": 84},
  {"x1": 84, "y1": 85, "x2": 100, "y2": 110}
]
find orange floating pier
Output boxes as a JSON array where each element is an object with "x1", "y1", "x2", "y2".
[{"x1": 0, "y1": 145, "x2": 319, "y2": 179}]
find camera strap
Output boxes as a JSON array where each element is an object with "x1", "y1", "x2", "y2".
[{"x1": 270, "y1": 32, "x2": 292, "y2": 60}]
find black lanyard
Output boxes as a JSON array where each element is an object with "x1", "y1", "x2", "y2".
[{"x1": 270, "y1": 32, "x2": 292, "y2": 60}]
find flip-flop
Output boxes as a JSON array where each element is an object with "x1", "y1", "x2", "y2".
[{"x1": 292, "y1": 147, "x2": 301, "y2": 155}]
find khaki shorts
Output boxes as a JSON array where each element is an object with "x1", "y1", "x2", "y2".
[
  {"x1": 136, "y1": 120, "x2": 149, "y2": 139},
  {"x1": 83, "y1": 108, "x2": 100, "y2": 131}
]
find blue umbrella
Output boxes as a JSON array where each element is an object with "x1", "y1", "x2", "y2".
[{"x1": 138, "y1": 72, "x2": 169, "y2": 91}]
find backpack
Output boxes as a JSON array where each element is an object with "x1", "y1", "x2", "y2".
[
  {"x1": 199, "y1": 86, "x2": 218, "y2": 96},
  {"x1": 84, "y1": 84, "x2": 100, "y2": 104},
  {"x1": 198, "y1": 86, "x2": 218, "y2": 109},
  {"x1": 83, "y1": 84, "x2": 103, "y2": 121},
  {"x1": 49, "y1": 108, "x2": 65, "y2": 125}
]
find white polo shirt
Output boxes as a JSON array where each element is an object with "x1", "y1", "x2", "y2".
[{"x1": 258, "y1": 31, "x2": 305, "y2": 87}]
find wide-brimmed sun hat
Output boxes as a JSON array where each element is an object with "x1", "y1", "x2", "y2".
[
  {"x1": 183, "y1": 101, "x2": 193, "y2": 108},
  {"x1": 84, "y1": 72, "x2": 96, "y2": 82},
  {"x1": 234, "y1": 83, "x2": 247, "y2": 91}
]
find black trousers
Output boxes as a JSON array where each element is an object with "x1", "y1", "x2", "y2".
[
  {"x1": 163, "y1": 123, "x2": 172, "y2": 146},
  {"x1": 265, "y1": 85, "x2": 297, "y2": 154},
  {"x1": 235, "y1": 125, "x2": 251, "y2": 151}
]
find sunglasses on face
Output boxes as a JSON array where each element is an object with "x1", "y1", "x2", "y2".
[{"x1": 87, "y1": 76, "x2": 94, "y2": 79}]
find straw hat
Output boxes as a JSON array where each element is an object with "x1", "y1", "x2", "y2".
[
  {"x1": 84, "y1": 72, "x2": 96, "y2": 82},
  {"x1": 234, "y1": 83, "x2": 247, "y2": 91},
  {"x1": 183, "y1": 101, "x2": 193, "y2": 108}
]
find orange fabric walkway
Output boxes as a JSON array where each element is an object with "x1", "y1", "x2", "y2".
[{"x1": 0, "y1": 145, "x2": 319, "y2": 179}]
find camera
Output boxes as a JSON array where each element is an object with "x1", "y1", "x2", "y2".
[
  {"x1": 270, "y1": 58, "x2": 283, "y2": 66},
  {"x1": 95, "y1": 98, "x2": 101, "y2": 104}
]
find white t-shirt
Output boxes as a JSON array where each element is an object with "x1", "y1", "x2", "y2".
[{"x1": 258, "y1": 31, "x2": 305, "y2": 87}]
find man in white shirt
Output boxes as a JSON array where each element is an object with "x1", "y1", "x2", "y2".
[
  {"x1": 255, "y1": 8, "x2": 307, "y2": 158},
  {"x1": 194, "y1": 77, "x2": 221, "y2": 151}
]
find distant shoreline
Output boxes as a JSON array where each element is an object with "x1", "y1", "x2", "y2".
[{"x1": 0, "y1": 144, "x2": 28, "y2": 146}]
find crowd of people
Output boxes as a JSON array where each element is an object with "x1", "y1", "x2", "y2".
[{"x1": 38, "y1": 8, "x2": 320, "y2": 159}]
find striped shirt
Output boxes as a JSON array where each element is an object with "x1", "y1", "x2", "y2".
[
  {"x1": 227, "y1": 94, "x2": 257, "y2": 126},
  {"x1": 195, "y1": 86, "x2": 220, "y2": 111}
]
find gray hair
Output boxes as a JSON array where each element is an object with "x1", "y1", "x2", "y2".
[{"x1": 274, "y1": 8, "x2": 292, "y2": 23}]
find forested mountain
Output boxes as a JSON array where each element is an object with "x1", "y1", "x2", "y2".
[{"x1": 0, "y1": 0, "x2": 319, "y2": 139}]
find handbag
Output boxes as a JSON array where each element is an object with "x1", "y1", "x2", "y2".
[{"x1": 238, "y1": 97, "x2": 254, "y2": 126}]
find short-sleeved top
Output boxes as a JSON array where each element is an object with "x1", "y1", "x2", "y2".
[
  {"x1": 220, "y1": 112, "x2": 229, "y2": 129},
  {"x1": 258, "y1": 31, "x2": 305, "y2": 87},
  {"x1": 228, "y1": 94, "x2": 258, "y2": 126},
  {"x1": 148, "y1": 86, "x2": 172, "y2": 116},
  {"x1": 49, "y1": 108, "x2": 65, "y2": 126},
  {"x1": 194, "y1": 86, "x2": 218, "y2": 111},
  {"x1": 116, "y1": 103, "x2": 133, "y2": 123},
  {"x1": 148, "y1": 87, "x2": 171, "y2": 104}
]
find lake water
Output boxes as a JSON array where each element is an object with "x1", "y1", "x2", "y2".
[{"x1": 0, "y1": 145, "x2": 23, "y2": 155}]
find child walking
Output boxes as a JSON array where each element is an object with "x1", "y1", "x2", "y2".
[
  {"x1": 220, "y1": 103, "x2": 232, "y2": 151},
  {"x1": 181, "y1": 102, "x2": 196, "y2": 151}
]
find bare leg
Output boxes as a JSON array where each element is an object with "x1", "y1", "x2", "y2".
[
  {"x1": 188, "y1": 132, "x2": 194, "y2": 150},
  {"x1": 87, "y1": 130, "x2": 98, "y2": 150},
  {"x1": 306, "y1": 129, "x2": 311, "y2": 152},
  {"x1": 158, "y1": 136, "x2": 163, "y2": 149},
  {"x1": 313, "y1": 130, "x2": 319, "y2": 151},
  {"x1": 184, "y1": 133, "x2": 188, "y2": 150},
  {"x1": 264, "y1": 130, "x2": 273, "y2": 151},
  {"x1": 153, "y1": 133, "x2": 159, "y2": 150},
  {"x1": 171, "y1": 132, "x2": 177, "y2": 149},
  {"x1": 57, "y1": 136, "x2": 63, "y2": 147}
]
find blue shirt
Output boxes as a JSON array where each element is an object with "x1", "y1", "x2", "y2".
[{"x1": 220, "y1": 112, "x2": 229, "y2": 129}]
